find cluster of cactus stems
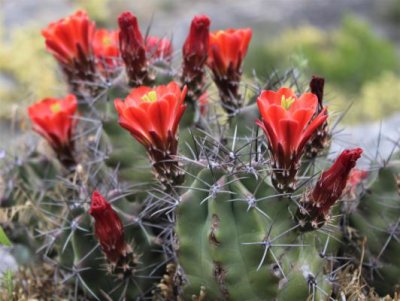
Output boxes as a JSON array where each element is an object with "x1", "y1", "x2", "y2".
[{"x1": 0, "y1": 8, "x2": 399, "y2": 301}]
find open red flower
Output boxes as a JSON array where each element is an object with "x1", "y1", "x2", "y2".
[
  {"x1": 146, "y1": 36, "x2": 173, "y2": 62},
  {"x1": 93, "y1": 29, "x2": 120, "y2": 72},
  {"x1": 89, "y1": 191, "x2": 125, "y2": 263},
  {"x1": 28, "y1": 95, "x2": 78, "y2": 167},
  {"x1": 207, "y1": 28, "x2": 252, "y2": 113},
  {"x1": 114, "y1": 82, "x2": 187, "y2": 188},
  {"x1": 256, "y1": 87, "x2": 328, "y2": 192},
  {"x1": 42, "y1": 10, "x2": 99, "y2": 96},
  {"x1": 115, "y1": 81, "x2": 186, "y2": 149},
  {"x1": 118, "y1": 11, "x2": 152, "y2": 87},
  {"x1": 181, "y1": 15, "x2": 210, "y2": 101}
]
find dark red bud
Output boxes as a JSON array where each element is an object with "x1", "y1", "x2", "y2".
[
  {"x1": 89, "y1": 191, "x2": 125, "y2": 263},
  {"x1": 311, "y1": 148, "x2": 363, "y2": 213},
  {"x1": 309, "y1": 75, "x2": 325, "y2": 109}
]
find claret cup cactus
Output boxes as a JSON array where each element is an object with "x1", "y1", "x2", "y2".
[{"x1": 1, "y1": 8, "x2": 399, "y2": 301}]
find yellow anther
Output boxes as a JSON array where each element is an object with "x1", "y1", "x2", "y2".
[
  {"x1": 102, "y1": 36, "x2": 112, "y2": 46},
  {"x1": 50, "y1": 103, "x2": 62, "y2": 113},
  {"x1": 281, "y1": 95, "x2": 295, "y2": 110},
  {"x1": 141, "y1": 91, "x2": 158, "y2": 103}
]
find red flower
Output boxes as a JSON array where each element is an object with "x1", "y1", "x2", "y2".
[
  {"x1": 146, "y1": 36, "x2": 173, "y2": 62},
  {"x1": 118, "y1": 11, "x2": 152, "y2": 87},
  {"x1": 42, "y1": 10, "x2": 99, "y2": 96},
  {"x1": 115, "y1": 81, "x2": 186, "y2": 149},
  {"x1": 93, "y1": 29, "x2": 120, "y2": 72},
  {"x1": 207, "y1": 28, "x2": 252, "y2": 113},
  {"x1": 89, "y1": 191, "x2": 125, "y2": 263},
  {"x1": 181, "y1": 15, "x2": 210, "y2": 101},
  {"x1": 42, "y1": 10, "x2": 95, "y2": 65},
  {"x1": 256, "y1": 87, "x2": 328, "y2": 192},
  {"x1": 114, "y1": 82, "x2": 187, "y2": 188},
  {"x1": 208, "y1": 28, "x2": 252, "y2": 76},
  {"x1": 28, "y1": 95, "x2": 78, "y2": 167}
]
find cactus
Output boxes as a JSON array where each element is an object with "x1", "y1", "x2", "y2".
[
  {"x1": 0, "y1": 7, "x2": 399, "y2": 301},
  {"x1": 342, "y1": 152, "x2": 400, "y2": 296}
]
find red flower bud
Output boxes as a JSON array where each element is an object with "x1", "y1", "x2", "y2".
[
  {"x1": 114, "y1": 82, "x2": 187, "y2": 188},
  {"x1": 309, "y1": 76, "x2": 325, "y2": 110},
  {"x1": 146, "y1": 36, "x2": 173, "y2": 63},
  {"x1": 42, "y1": 10, "x2": 99, "y2": 96},
  {"x1": 207, "y1": 28, "x2": 252, "y2": 113},
  {"x1": 297, "y1": 148, "x2": 363, "y2": 231},
  {"x1": 181, "y1": 15, "x2": 211, "y2": 101},
  {"x1": 311, "y1": 148, "x2": 363, "y2": 214},
  {"x1": 28, "y1": 95, "x2": 78, "y2": 167},
  {"x1": 305, "y1": 75, "x2": 330, "y2": 159},
  {"x1": 183, "y1": 15, "x2": 210, "y2": 70},
  {"x1": 118, "y1": 12, "x2": 151, "y2": 87},
  {"x1": 256, "y1": 87, "x2": 328, "y2": 192},
  {"x1": 89, "y1": 191, "x2": 125, "y2": 263}
]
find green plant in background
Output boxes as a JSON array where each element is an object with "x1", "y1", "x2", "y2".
[
  {"x1": 246, "y1": 16, "x2": 400, "y2": 124},
  {"x1": 0, "y1": 7, "x2": 399, "y2": 301},
  {"x1": 73, "y1": 0, "x2": 111, "y2": 24},
  {"x1": 0, "y1": 24, "x2": 62, "y2": 119},
  {"x1": 0, "y1": 226, "x2": 11, "y2": 247}
]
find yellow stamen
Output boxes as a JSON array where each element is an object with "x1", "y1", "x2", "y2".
[
  {"x1": 50, "y1": 103, "x2": 62, "y2": 113},
  {"x1": 102, "y1": 36, "x2": 112, "y2": 46},
  {"x1": 141, "y1": 91, "x2": 158, "y2": 103},
  {"x1": 281, "y1": 95, "x2": 295, "y2": 110}
]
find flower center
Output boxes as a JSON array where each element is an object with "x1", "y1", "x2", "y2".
[
  {"x1": 50, "y1": 103, "x2": 62, "y2": 113},
  {"x1": 141, "y1": 91, "x2": 158, "y2": 102},
  {"x1": 102, "y1": 36, "x2": 112, "y2": 46},
  {"x1": 281, "y1": 95, "x2": 295, "y2": 110}
]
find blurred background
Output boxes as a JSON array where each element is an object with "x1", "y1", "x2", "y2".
[{"x1": 0, "y1": 0, "x2": 399, "y2": 149}]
